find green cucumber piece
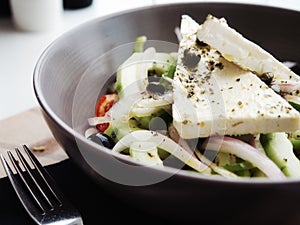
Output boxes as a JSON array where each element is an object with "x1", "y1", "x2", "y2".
[
  {"x1": 260, "y1": 132, "x2": 300, "y2": 178},
  {"x1": 129, "y1": 141, "x2": 163, "y2": 166}
]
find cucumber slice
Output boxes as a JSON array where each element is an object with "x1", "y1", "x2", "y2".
[
  {"x1": 130, "y1": 141, "x2": 163, "y2": 166},
  {"x1": 260, "y1": 132, "x2": 300, "y2": 177},
  {"x1": 115, "y1": 47, "x2": 177, "y2": 98}
]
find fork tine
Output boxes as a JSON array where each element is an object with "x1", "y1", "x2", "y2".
[
  {"x1": 0, "y1": 153, "x2": 45, "y2": 219},
  {"x1": 15, "y1": 147, "x2": 54, "y2": 209},
  {"x1": 22, "y1": 145, "x2": 62, "y2": 206},
  {"x1": 1, "y1": 146, "x2": 84, "y2": 225},
  {"x1": 7, "y1": 150, "x2": 47, "y2": 213}
]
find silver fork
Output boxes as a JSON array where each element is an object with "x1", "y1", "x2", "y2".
[{"x1": 0, "y1": 145, "x2": 84, "y2": 225}]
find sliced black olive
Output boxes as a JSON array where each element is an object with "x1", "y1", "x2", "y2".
[
  {"x1": 149, "y1": 117, "x2": 167, "y2": 132},
  {"x1": 148, "y1": 75, "x2": 161, "y2": 83},
  {"x1": 260, "y1": 72, "x2": 274, "y2": 85},
  {"x1": 146, "y1": 83, "x2": 165, "y2": 95},
  {"x1": 148, "y1": 68, "x2": 163, "y2": 77},
  {"x1": 182, "y1": 49, "x2": 201, "y2": 69},
  {"x1": 88, "y1": 132, "x2": 115, "y2": 149},
  {"x1": 196, "y1": 39, "x2": 208, "y2": 47}
]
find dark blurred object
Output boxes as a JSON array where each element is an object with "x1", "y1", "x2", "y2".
[
  {"x1": 0, "y1": 0, "x2": 11, "y2": 17},
  {"x1": 291, "y1": 62, "x2": 300, "y2": 75},
  {"x1": 63, "y1": 0, "x2": 93, "y2": 9}
]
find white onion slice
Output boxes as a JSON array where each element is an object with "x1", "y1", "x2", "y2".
[
  {"x1": 284, "y1": 95, "x2": 300, "y2": 104},
  {"x1": 202, "y1": 136, "x2": 286, "y2": 180},
  {"x1": 84, "y1": 127, "x2": 98, "y2": 138},
  {"x1": 130, "y1": 106, "x2": 161, "y2": 117},
  {"x1": 135, "y1": 92, "x2": 173, "y2": 108},
  {"x1": 194, "y1": 149, "x2": 239, "y2": 178},
  {"x1": 174, "y1": 26, "x2": 182, "y2": 42},
  {"x1": 282, "y1": 61, "x2": 297, "y2": 68},
  {"x1": 112, "y1": 130, "x2": 210, "y2": 173},
  {"x1": 87, "y1": 116, "x2": 111, "y2": 126},
  {"x1": 171, "y1": 135, "x2": 238, "y2": 178},
  {"x1": 271, "y1": 79, "x2": 300, "y2": 93},
  {"x1": 130, "y1": 105, "x2": 171, "y2": 117},
  {"x1": 167, "y1": 124, "x2": 238, "y2": 178}
]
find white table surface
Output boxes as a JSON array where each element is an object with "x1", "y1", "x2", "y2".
[{"x1": 0, "y1": 0, "x2": 299, "y2": 120}]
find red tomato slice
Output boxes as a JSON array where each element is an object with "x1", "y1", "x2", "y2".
[{"x1": 95, "y1": 93, "x2": 118, "y2": 132}]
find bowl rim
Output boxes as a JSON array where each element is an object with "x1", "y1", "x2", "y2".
[{"x1": 33, "y1": 1, "x2": 300, "y2": 185}]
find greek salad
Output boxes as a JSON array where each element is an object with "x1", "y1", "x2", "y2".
[{"x1": 85, "y1": 14, "x2": 300, "y2": 180}]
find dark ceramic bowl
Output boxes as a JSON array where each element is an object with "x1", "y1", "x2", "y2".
[{"x1": 33, "y1": 2, "x2": 300, "y2": 225}]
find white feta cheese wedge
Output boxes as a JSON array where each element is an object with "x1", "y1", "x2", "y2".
[
  {"x1": 196, "y1": 14, "x2": 299, "y2": 82},
  {"x1": 172, "y1": 15, "x2": 300, "y2": 139}
]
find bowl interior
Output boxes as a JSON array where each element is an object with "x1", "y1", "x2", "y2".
[
  {"x1": 34, "y1": 2, "x2": 300, "y2": 184},
  {"x1": 33, "y1": 3, "x2": 300, "y2": 223}
]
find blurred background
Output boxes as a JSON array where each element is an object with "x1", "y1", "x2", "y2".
[{"x1": 0, "y1": 0, "x2": 299, "y2": 120}]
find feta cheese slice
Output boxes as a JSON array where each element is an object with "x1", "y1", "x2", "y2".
[
  {"x1": 196, "y1": 14, "x2": 299, "y2": 82},
  {"x1": 172, "y1": 15, "x2": 300, "y2": 139}
]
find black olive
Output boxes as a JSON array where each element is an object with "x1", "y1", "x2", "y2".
[
  {"x1": 260, "y1": 72, "x2": 274, "y2": 85},
  {"x1": 88, "y1": 132, "x2": 115, "y2": 149},
  {"x1": 148, "y1": 75, "x2": 161, "y2": 83},
  {"x1": 149, "y1": 117, "x2": 167, "y2": 132},
  {"x1": 196, "y1": 39, "x2": 208, "y2": 47},
  {"x1": 146, "y1": 83, "x2": 166, "y2": 95},
  {"x1": 182, "y1": 49, "x2": 201, "y2": 69},
  {"x1": 148, "y1": 69, "x2": 163, "y2": 77}
]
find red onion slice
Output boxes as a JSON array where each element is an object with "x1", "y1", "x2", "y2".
[{"x1": 203, "y1": 136, "x2": 286, "y2": 179}]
